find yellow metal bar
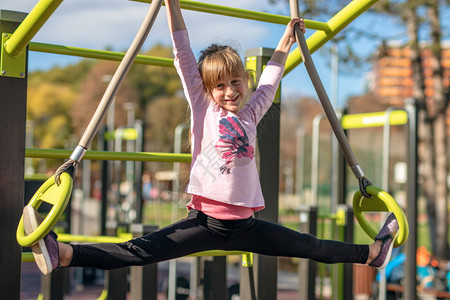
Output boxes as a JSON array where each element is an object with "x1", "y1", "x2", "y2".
[
  {"x1": 29, "y1": 42, "x2": 174, "y2": 67},
  {"x1": 22, "y1": 252, "x2": 35, "y2": 263},
  {"x1": 25, "y1": 148, "x2": 192, "y2": 163},
  {"x1": 341, "y1": 110, "x2": 408, "y2": 129},
  {"x1": 97, "y1": 290, "x2": 108, "y2": 300},
  {"x1": 57, "y1": 233, "x2": 133, "y2": 243},
  {"x1": 189, "y1": 250, "x2": 249, "y2": 257},
  {"x1": 58, "y1": 234, "x2": 249, "y2": 257},
  {"x1": 284, "y1": 0, "x2": 379, "y2": 75},
  {"x1": 22, "y1": 249, "x2": 249, "y2": 263},
  {"x1": 133, "y1": 0, "x2": 329, "y2": 31},
  {"x1": 22, "y1": 233, "x2": 250, "y2": 262},
  {"x1": 4, "y1": 0, "x2": 63, "y2": 57},
  {"x1": 242, "y1": 252, "x2": 253, "y2": 267}
]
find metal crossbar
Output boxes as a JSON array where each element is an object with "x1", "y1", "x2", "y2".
[
  {"x1": 25, "y1": 148, "x2": 192, "y2": 163},
  {"x1": 3, "y1": 0, "x2": 378, "y2": 79},
  {"x1": 133, "y1": 0, "x2": 329, "y2": 30},
  {"x1": 21, "y1": 232, "x2": 250, "y2": 263},
  {"x1": 284, "y1": 0, "x2": 378, "y2": 74},
  {"x1": 29, "y1": 42, "x2": 174, "y2": 66},
  {"x1": 3, "y1": 0, "x2": 63, "y2": 57}
]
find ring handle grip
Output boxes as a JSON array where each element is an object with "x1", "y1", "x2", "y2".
[
  {"x1": 353, "y1": 186, "x2": 408, "y2": 247},
  {"x1": 17, "y1": 173, "x2": 73, "y2": 247}
]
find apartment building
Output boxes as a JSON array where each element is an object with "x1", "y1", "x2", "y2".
[{"x1": 371, "y1": 41, "x2": 450, "y2": 134}]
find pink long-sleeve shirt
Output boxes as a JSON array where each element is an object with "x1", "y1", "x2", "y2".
[{"x1": 172, "y1": 30, "x2": 284, "y2": 219}]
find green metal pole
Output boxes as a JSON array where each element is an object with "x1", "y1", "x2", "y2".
[
  {"x1": 25, "y1": 148, "x2": 192, "y2": 163},
  {"x1": 284, "y1": 0, "x2": 379, "y2": 75},
  {"x1": 29, "y1": 42, "x2": 174, "y2": 67},
  {"x1": 133, "y1": 0, "x2": 329, "y2": 31},
  {"x1": 4, "y1": 0, "x2": 63, "y2": 57}
]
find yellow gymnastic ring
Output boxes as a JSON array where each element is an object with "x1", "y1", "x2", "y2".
[
  {"x1": 353, "y1": 186, "x2": 408, "y2": 247},
  {"x1": 17, "y1": 173, "x2": 73, "y2": 247}
]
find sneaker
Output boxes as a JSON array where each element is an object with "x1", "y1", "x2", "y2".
[
  {"x1": 368, "y1": 213, "x2": 399, "y2": 270},
  {"x1": 23, "y1": 205, "x2": 60, "y2": 275}
]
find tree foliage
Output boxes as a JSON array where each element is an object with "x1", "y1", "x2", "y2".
[
  {"x1": 128, "y1": 45, "x2": 181, "y2": 112},
  {"x1": 27, "y1": 44, "x2": 184, "y2": 153},
  {"x1": 146, "y1": 95, "x2": 189, "y2": 153},
  {"x1": 70, "y1": 60, "x2": 139, "y2": 141},
  {"x1": 271, "y1": 0, "x2": 449, "y2": 258},
  {"x1": 27, "y1": 82, "x2": 77, "y2": 149}
]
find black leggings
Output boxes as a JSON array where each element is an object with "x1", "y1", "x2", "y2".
[{"x1": 69, "y1": 209, "x2": 369, "y2": 270}]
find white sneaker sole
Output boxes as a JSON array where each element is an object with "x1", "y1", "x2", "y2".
[
  {"x1": 23, "y1": 205, "x2": 52, "y2": 275},
  {"x1": 378, "y1": 231, "x2": 399, "y2": 270}
]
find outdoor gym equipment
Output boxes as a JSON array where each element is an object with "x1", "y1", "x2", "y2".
[
  {"x1": 289, "y1": 0, "x2": 408, "y2": 246},
  {"x1": 16, "y1": 0, "x2": 163, "y2": 247},
  {"x1": 16, "y1": 173, "x2": 73, "y2": 247},
  {"x1": 353, "y1": 186, "x2": 408, "y2": 247}
]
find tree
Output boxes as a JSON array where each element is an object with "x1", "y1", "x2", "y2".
[
  {"x1": 270, "y1": 0, "x2": 449, "y2": 257},
  {"x1": 425, "y1": 0, "x2": 449, "y2": 258},
  {"x1": 146, "y1": 95, "x2": 188, "y2": 153},
  {"x1": 127, "y1": 45, "x2": 183, "y2": 125},
  {"x1": 27, "y1": 82, "x2": 77, "y2": 150},
  {"x1": 70, "y1": 60, "x2": 138, "y2": 142},
  {"x1": 375, "y1": 0, "x2": 449, "y2": 259},
  {"x1": 29, "y1": 44, "x2": 184, "y2": 155},
  {"x1": 27, "y1": 82, "x2": 78, "y2": 171}
]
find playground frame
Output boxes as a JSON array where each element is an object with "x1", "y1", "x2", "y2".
[{"x1": 0, "y1": 0, "x2": 419, "y2": 299}]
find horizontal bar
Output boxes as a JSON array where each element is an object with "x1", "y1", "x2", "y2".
[
  {"x1": 60, "y1": 234, "x2": 250, "y2": 257},
  {"x1": 21, "y1": 252, "x2": 35, "y2": 263},
  {"x1": 20, "y1": 1, "x2": 330, "y2": 69},
  {"x1": 189, "y1": 250, "x2": 249, "y2": 257},
  {"x1": 317, "y1": 213, "x2": 340, "y2": 219},
  {"x1": 22, "y1": 249, "x2": 249, "y2": 263},
  {"x1": 284, "y1": 0, "x2": 378, "y2": 75},
  {"x1": 25, "y1": 148, "x2": 192, "y2": 163},
  {"x1": 22, "y1": 233, "x2": 250, "y2": 262},
  {"x1": 4, "y1": 0, "x2": 63, "y2": 57},
  {"x1": 57, "y1": 233, "x2": 133, "y2": 243},
  {"x1": 133, "y1": 0, "x2": 329, "y2": 31},
  {"x1": 341, "y1": 110, "x2": 408, "y2": 129},
  {"x1": 24, "y1": 174, "x2": 49, "y2": 181},
  {"x1": 29, "y1": 42, "x2": 174, "y2": 67}
]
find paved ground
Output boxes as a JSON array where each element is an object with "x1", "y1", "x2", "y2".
[
  {"x1": 21, "y1": 262, "x2": 444, "y2": 300},
  {"x1": 20, "y1": 260, "x2": 303, "y2": 300}
]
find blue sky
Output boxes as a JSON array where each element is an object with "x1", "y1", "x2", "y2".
[{"x1": 0, "y1": 0, "x2": 414, "y2": 107}]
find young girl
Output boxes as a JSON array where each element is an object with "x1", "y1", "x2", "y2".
[{"x1": 24, "y1": 0, "x2": 398, "y2": 276}]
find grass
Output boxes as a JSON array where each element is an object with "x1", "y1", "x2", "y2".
[{"x1": 142, "y1": 199, "x2": 189, "y2": 227}]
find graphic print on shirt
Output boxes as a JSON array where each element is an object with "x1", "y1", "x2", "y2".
[{"x1": 215, "y1": 116, "x2": 255, "y2": 174}]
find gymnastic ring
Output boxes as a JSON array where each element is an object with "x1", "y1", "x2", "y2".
[
  {"x1": 16, "y1": 173, "x2": 73, "y2": 247},
  {"x1": 353, "y1": 185, "x2": 408, "y2": 247}
]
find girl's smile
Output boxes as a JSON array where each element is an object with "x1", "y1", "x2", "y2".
[{"x1": 210, "y1": 73, "x2": 248, "y2": 112}]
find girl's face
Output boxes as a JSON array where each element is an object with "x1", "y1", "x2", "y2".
[{"x1": 210, "y1": 72, "x2": 249, "y2": 112}]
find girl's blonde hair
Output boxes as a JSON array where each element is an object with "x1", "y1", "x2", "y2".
[
  {"x1": 198, "y1": 44, "x2": 247, "y2": 92},
  {"x1": 187, "y1": 45, "x2": 250, "y2": 149}
]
